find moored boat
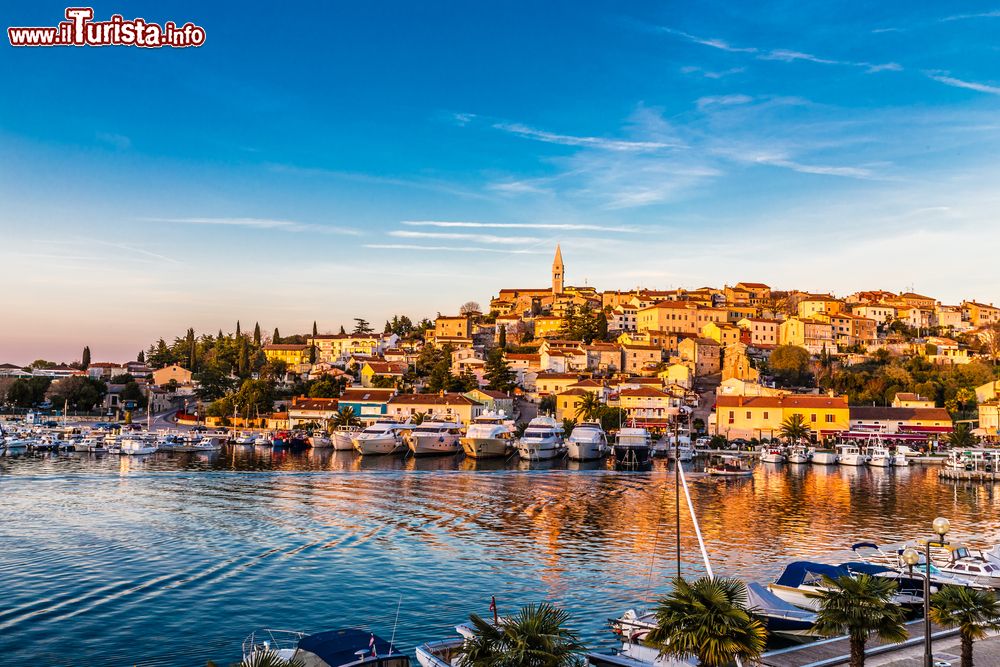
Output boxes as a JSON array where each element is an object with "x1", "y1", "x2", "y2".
[
  {"x1": 353, "y1": 421, "x2": 408, "y2": 456},
  {"x1": 566, "y1": 421, "x2": 609, "y2": 461},
  {"x1": 706, "y1": 454, "x2": 754, "y2": 477},
  {"x1": 405, "y1": 420, "x2": 463, "y2": 456},
  {"x1": 836, "y1": 443, "x2": 868, "y2": 466},
  {"x1": 243, "y1": 628, "x2": 408, "y2": 667},
  {"x1": 515, "y1": 415, "x2": 565, "y2": 461},
  {"x1": 460, "y1": 411, "x2": 514, "y2": 459},
  {"x1": 613, "y1": 427, "x2": 652, "y2": 466}
]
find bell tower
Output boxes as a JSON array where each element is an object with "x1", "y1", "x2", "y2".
[{"x1": 552, "y1": 244, "x2": 564, "y2": 295}]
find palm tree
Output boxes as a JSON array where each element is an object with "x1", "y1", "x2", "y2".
[
  {"x1": 239, "y1": 649, "x2": 305, "y2": 667},
  {"x1": 331, "y1": 407, "x2": 360, "y2": 428},
  {"x1": 578, "y1": 392, "x2": 604, "y2": 421},
  {"x1": 929, "y1": 584, "x2": 1000, "y2": 667},
  {"x1": 810, "y1": 574, "x2": 908, "y2": 667},
  {"x1": 411, "y1": 411, "x2": 429, "y2": 425},
  {"x1": 779, "y1": 414, "x2": 810, "y2": 443},
  {"x1": 457, "y1": 601, "x2": 584, "y2": 667},
  {"x1": 646, "y1": 576, "x2": 766, "y2": 667},
  {"x1": 947, "y1": 422, "x2": 977, "y2": 450}
]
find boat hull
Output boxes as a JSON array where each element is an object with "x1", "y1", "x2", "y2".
[
  {"x1": 460, "y1": 437, "x2": 510, "y2": 459},
  {"x1": 612, "y1": 444, "x2": 650, "y2": 466},
  {"x1": 407, "y1": 434, "x2": 462, "y2": 456},
  {"x1": 353, "y1": 436, "x2": 405, "y2": 456},
  {"x1": 567, "y1": 441, "x2": 607, "y2": 461},
  {"x1": 331, "y1": 431, "x2": 357, "y2": 451},
  {"x1": 812, "y1": 451, "x2": 838, "y2": 464},
  {"x1": 517, "y1": 441, "x2": 564, "y2": 460}
]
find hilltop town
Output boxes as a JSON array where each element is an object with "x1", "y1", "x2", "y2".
[{"x1": 3, "y1": 245, "x2": 1000, "y2": 443}]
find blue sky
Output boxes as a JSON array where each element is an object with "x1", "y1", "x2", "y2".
[{"x1": 3, "y1": 1, "x2": 1000, "y2": 363}]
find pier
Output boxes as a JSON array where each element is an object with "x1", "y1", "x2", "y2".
[
  {"x1": 761, "y1": 620, "x2": 957, "y2": 667},
  {"x1": 938, "y1": 467, "x2": 1000, "y2": 482}
]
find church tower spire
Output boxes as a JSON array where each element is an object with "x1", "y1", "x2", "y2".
[{"x1": 552, "y1": 244, "x2": 564, "y2": 295}]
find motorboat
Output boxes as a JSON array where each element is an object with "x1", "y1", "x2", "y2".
[
  {"x1": 918, "y1": 540, "x2": 1000, "y2": 589},
  {"x1": 253, "y1": 433, "x2": 273, "y2": 446},
  {"x1": 613, "y1": 427, "x2": 652, "y2": 466},
  {"x1": 706, "y1": 454, "x2": 754, "y2": 477},
  {"x1": 787, "y1": 446, "x2": 811, "y2": 464},
  {"x1": 120, "y1": 437, "x2": 158, "y2": 455},
  {"x1": 760, "y1": 446, "x2": 786, "y2": 464},
  {"x1": 945, "y1": 449, "x2": 1000, "y2": 472},
  {"x1": 460, "y1": 411, "x2": 514, "y2": 459},
  {"x1": 745, "y1": 581, "x2": 818, "y2": 637},
  {"x1": 892, "y1": 448, "x2": 909, "y2": 467},
  {"x1": 810, "y1": 448, "x2": 838, "y2": 465},
  {"x1": 768, "y1": 561, "x2": 923, "y2": 612},
  {"x1": 243, "y1": 628, "x2": 409, "y2": 667},
  {"x1": 353, "y1": 421, "x2": 408, "y2": 456},
  {"x1": 665, "y1": 440, "x2": 694, "y2": 462},
  {"x1": 310, "y1": 432, "x2": 334, "y2": 448},
  {"x1": 851, "y1": 542, "x2": 990, "y2": 591},
  {"x1": 405, "y1": 421, "x2": 463, "y2": 456},
  {"x1": 232, "y1": 432, "x2": 257, "y2": 445},
  {"x1": 566, "y1": 421, "x2": 610, "y2": 461},
  {"x1": 836, "y1": 444, "x2": 868, "y2": 466},
  {"x1": 516, "y1": 416, "x2": 566, "y2": 461},
  {"x1": 867, "y1": 445, "x2": 894, "y2": 468},
  {"x1": 332, "y1": 426, "x2": 361, "y2": 451},
  {"x1": 274, "y1": 430, "x2": 309, "y2": 449}
]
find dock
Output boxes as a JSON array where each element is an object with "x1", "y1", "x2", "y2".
[
  {"x1": 938, "y1": 467, "x2": 1000, "y2": 482},
  {"x1": 761, "y1": 620, "x2": 957, "y2": 667}
]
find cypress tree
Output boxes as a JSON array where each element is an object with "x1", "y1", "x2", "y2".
[
  {"x1": 498, "y1": 326, "x2": 507, "y2": 350},
  {"x1": 137, "y1": 350, "x2": 145, "y2": 363},
  {"x1": 253, "y1": 322, "x2": 261, "y2": 346},
  {"x1": 272, "y1": 328, "x2": 281, "y2": 344},
  {"x1": 313, "y1": 321, "x2": 318, "y2": 337},
  {"x1": 236, "y1": 320, "x2": 241, "y2": 338},
  {"x1": 81, "y1": 346, "x2": 91, "y2": 369},
  {"x1": 339, "y1": 325, "x2": 346, "y2": 335}
]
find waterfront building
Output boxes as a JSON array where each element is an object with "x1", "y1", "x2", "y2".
[
  {"x1": 714, "y1": 393, "x2": 850, "y2": 441},
  {"x1": 535, "y1": 372, "x2": 583, "y2": 396},
  {"x1": 849, "y1": 406, "x2": 953, "y2": 437},
  {"x1": 288, "y1": 396, "x2": 340, "y2": 426},
  {"x1": 337, "y1": 387, "x2": 396, "y2": 422},
  {"x1": 892, "y1": 392, "x2": 935, "y2": 408},
  {"x1": 386, "y1": 392, "x2": 484, "y2": 424},
  {"x1": 463, "y1": 388, "x2": 514, "y2": 416}
]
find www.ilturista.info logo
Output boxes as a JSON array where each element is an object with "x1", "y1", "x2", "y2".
[{"x1": 8, "y1": 8, "x2": 206, "y2": 48}]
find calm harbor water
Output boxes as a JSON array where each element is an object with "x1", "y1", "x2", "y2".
[{"x1": 2, "y1": 448, "x2": 999, "y2": 666}]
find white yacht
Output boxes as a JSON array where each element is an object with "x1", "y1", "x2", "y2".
[
  {"x1": 613, "y1": 426, "x2": 652, "y2": 465},
  {"x1": 253, "y1": 433, "x2": 273, "y2": 446},
  {"x1": 760, "y1": 446, "x2": 786, "y2": 464},
  {"x1": 867, "y1": 445, "x2": 894, "y2": 468},
  {"x1": 352, "y1": 421, "x2": 408, "y2": 456},
  {"x1": 515, "y1": 415, "x2": 566, "y2": 460},
  {"x1": 460, "y1": 411, "x2": 515, "y2": 459},
  {"x1": 233, "y1": 432, "x2": 257, "y2": 445},
  {"x1": 331, "y1": 426, "x2": 360, "y2": 451},
  {"x1": 836, "y1": 443, "x2": 868, "y2": 466},
  {"x1": 787, "y1": 445, "x2": 811, "y2": 464},
  {"x1": 892, "y1": 448, "x2": 910, "y2": 467},
  {"x1": 405, "y1": 420, "x2": 463, "y2": 456},
  {"x1": 566, "y1": 421, "x2": 609, "y2": 461}
]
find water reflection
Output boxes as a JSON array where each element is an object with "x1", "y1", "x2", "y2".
[{"x1": 1, "y1": 449, "x2": 999, "y2": 667}]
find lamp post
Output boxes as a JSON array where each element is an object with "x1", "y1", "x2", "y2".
[{"x1": 920, "y1": 517, "x2": 950, "y2": 667}]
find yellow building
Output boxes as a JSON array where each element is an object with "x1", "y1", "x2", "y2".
[
  {"x1": 797, "y1": 295, "x2": 844, "y2": 318},
  {"x1": 385, "y1": 392, "x2": 484, "y2": 425},
  {"x1": 151, "y1": 364, "x2": 192, "y2": 387},
  {"x1": 636, "y1": 301, "x2": 727, "y2": 335},
  {"x1": 737, "y1": 318, "x2": 781, "y2": 347},
  {"x1": 779, "y1": 317, "x2": 834, "y2": 355},
  {"x1": 715, "y1": 394, "x2": 849, "y2": 441},
  {"x1": 963, "y1": 301, "x2": 1000, "y2": 327},
  {"x1": 556, "y1": 388, "x2": 591, "y2": 421},
  {"x1": 701, "y1": 321, "x2": 741, "y2": 346},
  {"x1": 533, "y1": 315, "x2": 566, "y2": 338},
  {"x1": 263, "y1": 344, "x2": 311, "y2": 365}
]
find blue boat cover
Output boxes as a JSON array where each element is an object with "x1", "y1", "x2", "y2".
[
  {"x1": 851, "y1": 542, "x2": 880, "y2": 550},
  {"x1": 296, "y1": 629, "x2": 401, "y2": 667},
  {"x1": 841, "y1": 561, "x2": 895, "y2": 576},
  {"x1": 774, "y1": 561, "x2": 850, "y2": 588},
  {"x1": 746, "y1": 582, "x2": 816, "y2": 621}
]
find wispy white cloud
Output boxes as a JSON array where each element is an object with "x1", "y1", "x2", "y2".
[
  {"x1": 400, "y1": 220, "x2": 640, "y2": 232},
  {"x1": 35, "y1": 238, "x2": 180, "y2": 264},
  {"x1": 680, "y1": 65, "x2": 745, "y2": 79},
  {"x1": 492, "y1": 122, "x2": 681, "y2": 152},
  {"x1": 144, "y1": 216, "x2": 361, "y2": 235},
  {"x1": 696, "y1": 94, "x2": 754, "y2": 109},
  {"x1": 925, "y1": 72, "x2": 1000, "y2": 95},
  {"x1": 657, "y1": 26, "x2": 901, "y2": 74},
  {"x1": 488, "y1": 179, "x2": 552, "y2": 195},
  {"x1": 365, "y1": 244, "x2": 547, "y2": 254},
  {"x1": 388, "y1": 230, "x2": 541, "y2": 245},
  {"x1": 942, "y1": 10, "x2": 1000, "y2": 21}
]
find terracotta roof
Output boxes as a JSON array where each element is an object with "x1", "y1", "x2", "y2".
[
  {"x1": 340, "y1": 388, "x2": 396, "y2": 402},
  {"x1": 716, "y1": 394, "x2": 848, "y2": 409},
  {"x1": 737, "y1": 282, "x2": 770, "y2": 289},
  {"x1": 619, "y1": 387, "x2": 672, "y2": 398},
  {"x1": 388, "y1": 393, "x2": 481, "y2": 406},
  {"x1": 264, "y1": 344, "x2": 310, "y2": 351},
  {"x1": 290, "y1": 397, "x2": 340, "y2": 411},
  {"x1": 364, "y1": 361, "x2": 407, "y2": 374},
  {"x1": 557, "y1": 388, "x2": 591, "y2": 397},
  {"x1": 536, "y1": 372, "x2": 582, "y2": 380},
  {"x1": 468, "y1": 389, "x2": 510, "y2": 399},
  {"x1": 850, "y1": 407, "x2": 951, "y2": 422},
  {"x1": 505, "y1": 353, "x2": 540, "y2": 362}
]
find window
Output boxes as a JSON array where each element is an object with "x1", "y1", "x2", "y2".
[
  {"x1": 826, "y1": 414, "x2": 835, "y2": 423},
  {"x1": 728, "y1": 410, "x2": 735, "y2": 425},
  {"x1": 811, "y1": 413, "x2": 817, "y2": 422},
  {"x1": 763, "y1": 411, "x2": 769, "y2": 420}
]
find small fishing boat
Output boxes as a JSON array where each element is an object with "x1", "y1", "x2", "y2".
[
  {"x1": 787, "y1": 445, "x2": 811, "y2": 464},
  {"x1": 310, "y1": 432, "x2": 334, "y2": 448},
  {"x1": 706, "y1": 454, "x2": 754, "y2": 477},
  {"x1": 760, "y1": 446, "x2": 786, "y2": 464},
  {"x1": 836, "y1": 443, "x2": 868, "y2": 467},
  {"x1": 332, "y1": 426, "x2": 361, "y2": 451},
  {"x1": 120, "y1": 437, "x2": 158, "y2": 455},
  {"x1": 810, "y1": 448, "x2": 838, "y2": 465}
]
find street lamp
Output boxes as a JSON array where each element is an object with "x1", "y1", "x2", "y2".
[{"x1": 921, "y1": 517, "x2": 950, "y2": 667}]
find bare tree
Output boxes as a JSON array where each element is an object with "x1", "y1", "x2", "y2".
[
  {"x1": 980, "y1": 322, "x2": 1000, "y2": 364},
  {"x1": 460, "y1": 301, "x2": 481, "y2": 316}
]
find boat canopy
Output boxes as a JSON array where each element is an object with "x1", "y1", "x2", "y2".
[
  {"x1": 841, "y1": 561, "x2": 896, "y2": 576},
  {"x1": 746, "y1": 582, "x2": 816, "y2": 621},
  {"x1": 774, "y1": 561, "x2": 849, "y2": 588},
  {"x1": 296, "y1": 629, "x2": 404, "y2": 667}
]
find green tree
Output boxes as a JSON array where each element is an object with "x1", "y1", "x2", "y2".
[
  {"x1": 186, "y1": 327, "x2": 197, "y2": 370},
  {"x1": 253, "y1": 322, "x2": 262, "y2": 346},
  {"x1": 598, "y1": 406, "x2": 628, "y2": 432},
  {"x1": 120, "y1": 381, "x2": 145, "y2": 407},
  {"x1": 646, "y1": 576, "x2": 766, "y2": 667},
  {"x1": 770, "y1": 345, "x2": 812, "y2": 386},
  {"x1": 137, "y1": 350, "x2": 145, "y2": 363},
  {"x1": 811, "y1": 574, "x2": 908, "y2": 667},
  {"x1": 331, "y1": 407, "x2": 361, "y2": 427},
  {"x1": 194, "y1": 366, "x2": 236, "y2": 401},
  {"x1": 929, "y1": 584, "x2": 1000, "y2": 667},
  {"x1": 539, "y1": 394, "x2": 557, "y2": 415},
  {"x1": 577, "y1": 392, "x2": 604, "y2": 421},
  {"x1": 338, "y1": 325, "x2": 346, "y2": 335},
  {"x1": 272, "y1": 328, "x2": 281, "y2": 344},
  {"x1": 231, "y1": 379, "x2": 275, "y2": 416},
  {"x1": 308, "y1": 378, "x2": 343, "y2": 398},
  {"x1": 779, "y1": 414, "x2": 810, "y2": 442},
  {"x1": 498, "y1": 325, "x2": 507, "y2": 350},
  {"x1": 457, "y1": 602, "x2": 584, "y2": 667},
  {"x1": 110, "y1": 373, "x2": 135, "y2": 384},
  {"x1": 7, "y1": 377, "x2": 52, "y2": 407},
  {"x1": 353, "y1": 318, "x2": 374, "y2": 335},
  {"x1": 81, "y1": 346, "x2": 91, "y2": 369},
  {"x1": 484, "y1": 348, "x2": 516, "y2": 392},
  {"x1": 47, "y1": 376, "x2": 106, "y2": 411},
  {"x1": 947, "y1": 422, "x2": 977, "y2": 449}
]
